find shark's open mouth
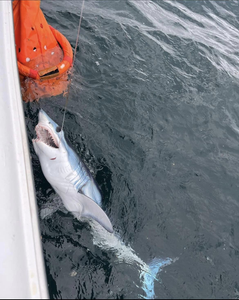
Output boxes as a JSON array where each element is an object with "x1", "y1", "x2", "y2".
[{"x1": 34, "y1": 125, "x2": 59, "y2": 148}]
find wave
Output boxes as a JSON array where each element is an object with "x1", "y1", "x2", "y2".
[{"x1": 128, "y1": 0, "x2": 239, "y2": 79}]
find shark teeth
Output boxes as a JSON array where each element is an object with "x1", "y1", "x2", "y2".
[{"x1": 35, "y1": 125, "x2": 59, "y2": 148}]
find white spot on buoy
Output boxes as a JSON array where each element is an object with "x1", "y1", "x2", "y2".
[
  {"x1": 26, "y1": 57, "x2": 30, "y2": 62},
  {"x1": 51, "y1": 51, "x2": 54, "y2": 55},
  {"x1": 44, "y1": 45, "x2": 47, "y2": 50},
  {"x1": 33, "y1": 48, "x2": 37, "y2": 52},
  {"x1": 36, "y1": 64, "x2": 39, "y2": 68},
  {"x1": 60, "y1": 64, "x2": 65, "y2": 69}
]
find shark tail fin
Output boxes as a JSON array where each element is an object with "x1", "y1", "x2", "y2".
[{"x1": 140, "y1": 257, "x2": 173, "y2": 299}]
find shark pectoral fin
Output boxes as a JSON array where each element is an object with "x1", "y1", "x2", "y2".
[
  {"x1": 76, "y1": 193, "x2": 113, "y2": 233},
  {"x1": 82, "y1": 180, "x2": 102, "y2": 206}
]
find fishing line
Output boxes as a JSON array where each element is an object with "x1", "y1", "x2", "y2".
[{"x1": 61, "y1": 0, "x2": 85, "y2": 130}]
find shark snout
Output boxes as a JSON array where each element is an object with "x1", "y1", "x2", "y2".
[{"x1": 38, "y1": 109, "x2": 52, "y2": 125}]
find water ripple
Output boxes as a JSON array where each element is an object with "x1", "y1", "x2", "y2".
[{"x1": 129, "y1": 0, "x2": 239, "y2": 79}]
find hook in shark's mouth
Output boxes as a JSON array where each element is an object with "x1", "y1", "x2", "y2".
[{"x1": 34, "y1": 125, "x2": 59, "y2": 148}]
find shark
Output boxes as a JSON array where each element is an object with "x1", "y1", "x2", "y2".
[
  {"x1": 33, "y1": 109, "x2": 113, "y2": 233},
  {"x1": 33, "y1": 109, "x2": 177, "y2": 299}
]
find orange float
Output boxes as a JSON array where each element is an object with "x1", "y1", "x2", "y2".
[
  {"x1": 17, "y1": 26, "x2": 73, "y2": 81},
  {"x1": 13, "y1": 0, "x2": 73, "y2": 102}
]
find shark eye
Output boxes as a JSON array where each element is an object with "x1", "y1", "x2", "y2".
[{"x1": 56, "y1": 126, "x2": 61, "y2": 132}]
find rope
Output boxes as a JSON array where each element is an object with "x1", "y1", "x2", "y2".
[{"x1": 61, "y1": 0, "x2": 85, "y2": 130}]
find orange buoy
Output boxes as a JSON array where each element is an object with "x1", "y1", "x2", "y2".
[{"x1": 13, "y1": 0, "x2": 73, "y2": 102}]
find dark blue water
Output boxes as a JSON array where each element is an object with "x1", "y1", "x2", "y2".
[{"x1": 24, "y1": 0, "x2": 239, "y2": 298}]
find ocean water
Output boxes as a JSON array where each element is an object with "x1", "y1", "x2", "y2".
[{"x1": 24, "y1": 0, "x2": 239, "y2": 298}]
